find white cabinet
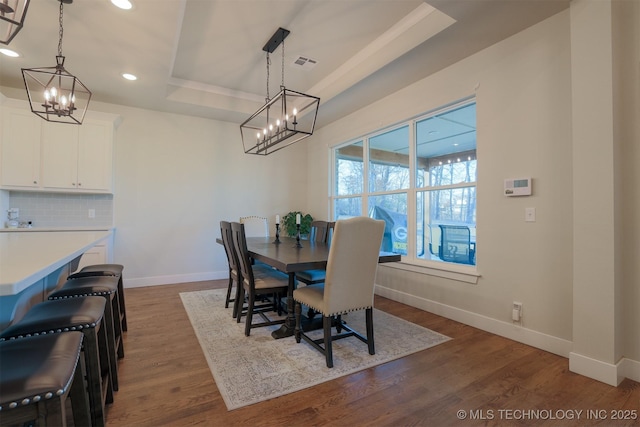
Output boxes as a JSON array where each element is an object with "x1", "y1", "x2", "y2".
[
  {"x1": 1, "y1": 108, "x2": 42, "y2": 188},
  {"x1": 75, "y1": 243, "x2": 107, "y2": 272},
  {"x1": 42, "y1": 120, "x2": 113, "y2": 192},
  {"x1": 1, "y1": 103, "x2": 116, "y2": 193}
]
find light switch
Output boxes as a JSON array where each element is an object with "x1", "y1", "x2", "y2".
[{"x1": 525, "y1": 207, "x2": 536, "y2": 222}]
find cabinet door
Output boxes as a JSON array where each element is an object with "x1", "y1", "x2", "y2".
[
  {"x1": 41, "y1": 122, "x2": 79, "y2": 190},
  {"x1": 75, "y1": 244, "x2": 107, "y2": 272},
  {"x1": 77, "y1": 120, "x2": 113, "y2": 191},
  {"x1": 1, "y1": 108, "x2": 42, "y2": 188}
]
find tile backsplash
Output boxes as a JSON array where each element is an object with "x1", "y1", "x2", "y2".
[{"x1": 5, "y1": 191, "x2": 113, "y2": 228}]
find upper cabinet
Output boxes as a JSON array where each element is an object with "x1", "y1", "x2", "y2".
[
  {"x1": 1, "y1": 103, "x2": 119, "y2": 194},
  {"x1": 42, "y1": 120, "x2": 113, "y2": 191},
  {"x1": 1, "y1": 108, "x2": 42, "y2": 188}
]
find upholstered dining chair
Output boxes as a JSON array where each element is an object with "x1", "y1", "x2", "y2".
[
  {"x1": 220, "y1": 221, "x2": 242, "y2": 317},
  {"x1": 230, "y1": 222, "x2": 288, "y2": 336},
  {"x1": 293, "y1": 216, "x2": 385, "y2": 368},
  {"x1": 239, "y1": 216, "x2": 269, "y2": 237}
]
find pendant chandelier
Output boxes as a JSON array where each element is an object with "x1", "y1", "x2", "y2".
[
  {"x1": 0, "y1": 0, "x2": 30, "y2": 45},
  {"x1": 22, "y1": 0, "x2": 91, "y2": 125},
  {"x1": 240, "y1": 27, "x2": 320, "y2": 156}
]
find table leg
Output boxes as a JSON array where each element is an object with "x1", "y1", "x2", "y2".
[{"x1": 271, "y1": 272, "x2": 297, "y2": 339}]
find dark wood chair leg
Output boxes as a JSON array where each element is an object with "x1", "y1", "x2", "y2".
[
  {"x1": 323, "y1": 316, "x2": 333, "y2": 368},
  {"x1": 294, "y1": 302, "x2": 302, "y2": 343},
  {"x1": 366, "y1": 308, "x2": 375, "y2": 355}
]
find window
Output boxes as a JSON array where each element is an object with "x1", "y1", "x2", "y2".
[{"x1": 332, "y1": 100, "x2": 477, "y2": 267}]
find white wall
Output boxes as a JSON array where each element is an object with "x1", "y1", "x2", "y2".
[
  {"x1": 306, "y1": 6, "x2": 639, "y2": 384},
  {"x1": 108, "y1": 104, "x2": 309, "y2": 286}
]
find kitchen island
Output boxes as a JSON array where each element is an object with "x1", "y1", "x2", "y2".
[{"x1": 0, "y1": 230, "x2": 112, "y2": 330}]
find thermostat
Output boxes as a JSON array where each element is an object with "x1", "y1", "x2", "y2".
[{"x1": 504, "y1": 178, "x2": 532, "y2": 196}]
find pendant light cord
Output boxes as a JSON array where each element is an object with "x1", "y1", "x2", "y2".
[
  {"x1": 57, "y1": 0, "x2": 64, "y2": 57},
  {"x1": 281, "y1": 38, "x2": 285, "y2": 88}
]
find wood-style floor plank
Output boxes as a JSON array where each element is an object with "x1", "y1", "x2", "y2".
[{"x1": 105, "y1": 280, "x2": 640, "y2": 426}]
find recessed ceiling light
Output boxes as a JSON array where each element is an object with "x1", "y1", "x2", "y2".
[
  {"x1": 0, "y1": 48, "x2": 20, "y2": 58},
  {"x1": 111, "y1": 0, "x2": 133, "y2": 10},
  {"x1": 122, "y1": 73, "x2": 137, "y2": 81}
]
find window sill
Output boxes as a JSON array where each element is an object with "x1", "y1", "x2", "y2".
[{"x1": 381, "y1": 258, "x2": 480, "y2": 284}]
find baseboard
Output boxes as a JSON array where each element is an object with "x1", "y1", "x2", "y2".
[
  {"x1": 620, "y1": 357, "x2": 640, "y2": 384},
  {"x1": 569, "y1": 352, "x2": 624, "y2": 386},
  {"x1": 375, "y1": 285, "x2": 573, "y2": 358},
  {"x1": 124, "y1": 271, "x2": 228, "y2": 289}
]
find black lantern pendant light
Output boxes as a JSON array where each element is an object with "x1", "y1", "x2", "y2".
[
  {"x1": 22, "y1": 0, "x2": 91, "y2": 125},
  {"x1": 240, "y1": 27, "x2": 320, "y2": 155},
  {"x1": 0, "y1": 0, "x2": 30, "y2": 45}
]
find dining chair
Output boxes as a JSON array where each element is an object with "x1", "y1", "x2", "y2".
[
  {"x1": 230, "y1": 222, "x2": 288, "y2": 336},
  {"x1": 239, "y1": 216, "x2": 269, "y2": 237},
  {"x1": 220, "y1": 221, "x2": 242, "y2": 318},
  {"x1": 293, "y1": 216, "x2": 385, "y2": 368},
  {"x1": 296, "y1": 221, "x2": 335, "y2": 286}
]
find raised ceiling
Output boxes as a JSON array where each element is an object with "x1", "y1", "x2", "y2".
[{"x1": 0, "y1": 0, "x2": 569, "y2": 128}]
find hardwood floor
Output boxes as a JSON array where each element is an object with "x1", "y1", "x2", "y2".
[{"x1": 105, "y1": 280, "x2": 639, "y2": 426}]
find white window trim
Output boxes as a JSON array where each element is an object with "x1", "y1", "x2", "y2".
[{"x1": 382, "y1": 258, "x2": 480, "y2": 284}]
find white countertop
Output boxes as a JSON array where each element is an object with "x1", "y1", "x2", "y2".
[
  {"x1": 0, "y1": 226, "x2": 113, "y2": 233},
  {"x1": 0, "y1": 230, "x2": 112, "y2": 296}
]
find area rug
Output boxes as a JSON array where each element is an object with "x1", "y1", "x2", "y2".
[{"x1": 180, "y1": 288, "x2": 451, "y2": 411}]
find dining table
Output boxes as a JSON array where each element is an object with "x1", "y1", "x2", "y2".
[{"x1": 238, "y1": 235, "x2": 401, "y2": 339}]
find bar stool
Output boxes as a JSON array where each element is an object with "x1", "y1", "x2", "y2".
[
  {"x1": 69, "y1": 263, "x2": 127, "y2": 331},
  {"x1": 48, "y1": 275, "x2": 124, "y2": 392},
  {"x1": 0, "y1": 297, "x2": 113, "y2": 427},
  {"x1": 0, "y1": 332, "x2": 91, "y2": 427}
]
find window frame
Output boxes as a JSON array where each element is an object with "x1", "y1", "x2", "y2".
[{"x1": 330, "y1": 98, "x2": 480, "y2": 282}]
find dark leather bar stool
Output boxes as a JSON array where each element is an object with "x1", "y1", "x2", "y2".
[
  {"x1": 69, "y1": 263, "x2": 127, "y2": 331},
  {"x1": 48, "y1": 275, "x2": 124, "y2": 393},
  {"x1": 0, "y1": 332, "x2": 91, "y2": 427},
  {"x1": 0, "y1": 297, "x2": 113, "y2": 427}
]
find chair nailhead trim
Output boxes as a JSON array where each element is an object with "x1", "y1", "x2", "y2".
[
  {"x1": 0, "y1": 387, "x2": 65, "y2": 411},
  {"x1": 0, "y1": 322, "x2": 97, "y2": 342}
]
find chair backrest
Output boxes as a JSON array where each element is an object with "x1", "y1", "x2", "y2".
[
  {"x1": 239, "y1": 216, "x2": 269, "y2": 237},
  {"x1": 322, "y1": 217, "x2": 385, "y2": 315},
  {"x1": 309, "y1": 220, "x2": 329, "y2": 243},
  {"x1": 438, "y1": 225, "x2": 473, "y2": 264},
  {"x1": 230, "y1": 222, "x2": 255, "y2": 288},
  {"x1": 220, "y1": 221, "x2": 240, "y2": 279}
]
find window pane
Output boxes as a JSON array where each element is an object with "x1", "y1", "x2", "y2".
[
  {"x1": 336, "y1": 141, "x2": 363, "y2": 196},
  {"x1": 334, "y1": 197, "x2": 361, "y2": 219},
  {"x1": 416, "y1": 103, "x2": 476, "y2": 188},
  {"x1": 369, "y1": 193, "x2": 407, "y2": 255},
  {"x1": 369, "y1": 126, "x2": 410, "y2": 192},
  {"x1": 416, "y1": 188, "x2": 476, "y2": 264}
]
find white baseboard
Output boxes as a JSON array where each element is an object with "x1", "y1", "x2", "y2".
[
  {"x1": 123, "y1": 271, "x2": 228, "y2": 289},
  {"x1": 569, "y1": 352, "x2": 624, "y2": 386},
  {"x1": 620, "y1": 357, "x2": 640, "y2": 384},
  {"x1": 375, "y1": 285, "x2": 640, "y2": 386},
  {"x1": 374, "y1": 285, "x2": 573, "y2": 358}
]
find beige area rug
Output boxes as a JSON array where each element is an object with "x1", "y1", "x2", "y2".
[{"x1": 180, "y1": 288, "x2": 451, "y2": 411}]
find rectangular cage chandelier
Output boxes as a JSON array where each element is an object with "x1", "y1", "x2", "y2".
[
  {"x1": 240, "y1": 27, "x2": 320, "y2": 156},
  {"x1": 0, "y1": 0, "x2": 30, "y2": 45}
]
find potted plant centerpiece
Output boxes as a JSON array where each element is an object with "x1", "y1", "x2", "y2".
[{"x1": 282, "y1": 211, "x2": 313, "y2": 238}]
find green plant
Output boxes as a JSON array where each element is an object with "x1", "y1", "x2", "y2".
[{"x1": 281, "y1": 211, "x2": 313, "y2": 237}]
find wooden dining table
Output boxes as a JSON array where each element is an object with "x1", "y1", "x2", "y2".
[{"x1": 240, "y1": 236, "x2": 401, "y2": 339}]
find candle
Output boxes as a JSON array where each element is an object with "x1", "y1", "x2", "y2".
[
  {"x1": 296, "y1": 213, "x2": 301, "y2": 225},
  {"x1": 275, "y1": 215, "x2": 280, "y2": 224}
]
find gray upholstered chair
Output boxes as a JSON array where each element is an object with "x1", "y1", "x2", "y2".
[
  {"x1": 231, "y1": 222, "x2": 288, "y2": 336},
  {"x1": 239, "y1": 216, "x2": 269, "y2": 237},
  {"x1": 293, "y1": 217, "x2": 385, "y2": 368}
]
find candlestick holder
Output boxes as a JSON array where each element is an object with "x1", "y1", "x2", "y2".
[
  {"x1": 295, "y1": 224, "x2": 303, "y2": 248},
  {"x1": 273, "y1": 223, "x2": 281, "y2": 244}
]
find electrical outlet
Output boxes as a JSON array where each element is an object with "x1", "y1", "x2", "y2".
[
  {"x1": 88, "y1": 209, "x2": 95, "y2": 219},
  {"x1": 512, "y1": 302, "x2": 523, "y2": 322}
]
